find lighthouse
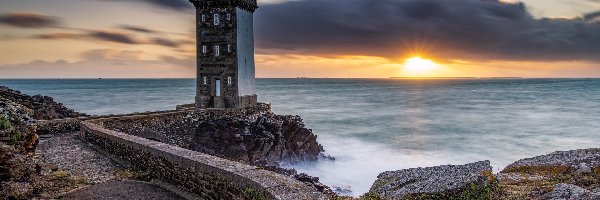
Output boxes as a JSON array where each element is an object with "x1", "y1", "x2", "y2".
[{"x1": 189, "y1": 0, "x2": 258, "y2": 109}]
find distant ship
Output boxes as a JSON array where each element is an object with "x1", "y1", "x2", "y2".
[{"x1": 297, "y1": 77, "x2": 309, "y2": 79}]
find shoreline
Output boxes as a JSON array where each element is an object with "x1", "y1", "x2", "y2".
[{"x1": 2, "y1": 85, "x2": 600, "y2": 199}]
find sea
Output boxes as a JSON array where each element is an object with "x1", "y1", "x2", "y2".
[{"x1": 1, "y1": 78, "x2": 599, "y2": 196}]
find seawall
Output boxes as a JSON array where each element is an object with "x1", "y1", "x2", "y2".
[{"x1": 79, "y1": 119, "x2": 326, "y2": 200}]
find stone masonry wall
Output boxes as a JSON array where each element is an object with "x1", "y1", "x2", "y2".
[{"x1": 80, "y1": 120, "x2": 325, "y2": 200}]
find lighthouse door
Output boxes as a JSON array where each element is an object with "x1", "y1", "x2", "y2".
[{"x1": 215, "y1": 79, "x2": 221, "y2": 96}]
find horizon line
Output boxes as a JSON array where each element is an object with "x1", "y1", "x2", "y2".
[{"x1": 1, "y1": 77, "x2": 600, "y2": 80}]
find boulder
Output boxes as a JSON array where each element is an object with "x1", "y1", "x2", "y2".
[
  {"x1": 502, "y1": 149, "x2": 600, "y2": 172},
  {"x1": 542, "y1": 183, "x2": 598, "y2": 200},
  {"x1": 498, "y1": 149, "x2": 600, "y2": 199},
  {"x1": 368, "y1": 161, "x2": 494, "y2": 199}
]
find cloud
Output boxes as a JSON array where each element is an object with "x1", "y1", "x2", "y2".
[
  {"x1": 33, "y1": 30, "x2": 185, "y2": 48},
  {"x1": 0, "y1": 12, "x2": 61, "y2": 28},
  {"x1": 585, "y1": 11, "x2": 600, "y2": 21},
  {"x1": 0, "y1": 49, "x2": 195, "y2": 78},
  {"x1": 100, "y1": 0, "x2": 191, "y2": 11},
  {"x1": 89, "y1": 31, "x2": 137, "y2": 44},
  {"x1": 150, "y1": 37, "x2": 180, "y2": 48},
  {"x1": 118, "y1": 24, "x2": 157, "y2": 34},
  {"x1": 254, "y1": 0, "x2": 600, "y2": 61}
]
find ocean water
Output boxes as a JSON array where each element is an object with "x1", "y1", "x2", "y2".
[{"x1": 1, "y1": 78, "x2": 600, "y2": 196}]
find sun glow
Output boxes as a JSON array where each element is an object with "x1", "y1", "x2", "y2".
[{"x1": 403, "y1": 57, "x2": 439, "y2": 73}]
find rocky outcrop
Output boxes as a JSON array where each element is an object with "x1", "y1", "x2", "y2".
[
  {"x1": 368, "y1": 161, "x2": 495, "y2": 199},
  {"x1": 0, "y1": 86, "x2": 87, "y2": 120},
  {"x1": 497, "y1": 149, "x2": 600, "y2": 199},
  {"x1": 1, "y1": 97, "x2": 40, "y2": 199},
  {"x1": 192, "y1": 112, "x2": 324, "y2": 166},
  {"x1": 1, "y1": 86, "x2": 91, "y2": 199},
  {"x1": 541, "y1": 183, "x2": 600, "y2": 200}
]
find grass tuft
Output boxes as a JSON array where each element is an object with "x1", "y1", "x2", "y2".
[
  {"x1": 244, "y1": 188, "x2": 266, "y2": 200},
  {"x1": 0, "y1": 116, "x2": 10, "y2": 130}
]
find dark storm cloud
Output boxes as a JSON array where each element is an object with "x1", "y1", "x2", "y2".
[
  {"x1": 0, "y1": 13, "x2": 61, "y2": 28},
  {"x1": 255, "y1": 0, "x2": 600, "y2": 61}
]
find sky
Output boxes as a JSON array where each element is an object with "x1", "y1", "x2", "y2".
[{"x1": 0, "y1": 0, "x2": 599, "y2": 78}]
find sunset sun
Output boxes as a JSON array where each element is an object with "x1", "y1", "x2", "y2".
[{"x1": 403, "y1": 57, "x2": 438, "y2": 73}]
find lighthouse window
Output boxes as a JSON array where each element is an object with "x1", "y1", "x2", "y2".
[
  {"x1": 227, "y1": 13, "x2": 231, "y2": 21},
  {"x1": 201, "y1": 14, "x2": 206, "y2": 22},
  {"x1": 202, "y1": 45, "x2": 207, "y2": 54},
  {"x1": 227, "y1": 44, "x2": 231, "y2": 53},
  {"x1": 203, "y1": 76, "x2": 207, "y2": 85},
  {"x1": 227, "y1": 77, "x2": 232, "y2": 85},
  {"x1": 214, "y1": 45, "x2": 220, "y2": 56},
  {"x1": 213, "y1": 14, "x2": 220, "y2": 25}
]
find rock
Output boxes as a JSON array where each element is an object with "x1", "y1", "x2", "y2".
[
  {"x1": 576, "y1": 163, "x2": 593, "y2": 174},
  {"x1": 191, "y1": 113, "x2": 324, "y2": 165},
  {"x1": 368, "y1": 161, "x2": 494, "y2": 199},
  {"x1": 331, "y1": 185, "x2": 352, "y2": 195},
  {"x1": 498, "y1": 149, "x2": 600, "y2": 199},
  {"x1": 0, "y1": 86, "x2": 87, "y2": 120},
  {"x1": 1, "y1": 182, "x2": 34, "y2": 199},
  {"x1": 502, "y1": 149, "x2": 600, "y2": 172},
  {"x1": 542, "y1": 183, "x2": 595, "y2": 200}
]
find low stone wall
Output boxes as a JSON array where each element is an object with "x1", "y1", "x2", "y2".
[
  {"x1": 95, "y1": 111, "x2": 196, "y2": 148},
  {"x1": 80, "y1": 120, "x2": 326, "y2": 200},
  {"x1": 35, "y1": 118, "x2": 86, "y2": 135}
]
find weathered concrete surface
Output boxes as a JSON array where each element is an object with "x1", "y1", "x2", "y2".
[
  {"x1": 62, "y1": 180, "x2": 185, "y2": 200},
  {"x1": 368, "y1": 161, "x2": 494, "y2": 199}
]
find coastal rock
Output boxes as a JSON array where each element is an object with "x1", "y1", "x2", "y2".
[
  {"x1": 192, "y1": 113, "x2": 323, "y2": 165},
  {"x1": 498, "y1": 149, "x2": 600, "y2": 199},
  {"x1": 502, "y1": 149, "x2": 600, "y2": 171},
  {"x1": 542, "y1": 183, "x2": 598, "y2": 200},
  {"x1": 0, "y1": 86, "x2": 87, "y2": 120},
  {"x1": 368, "y1": 161, "x2": 494, "y2": 199}
]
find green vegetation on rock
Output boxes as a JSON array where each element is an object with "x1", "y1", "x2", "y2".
[
  {"x1": 7, "y1": 131, "x2": 20, "y2": 145},
  {"x1": 359, "y1": 192, "x2": 381, "y2": 200},
  {"x1": 0, "y1": 116, "x2": 10, "y2": 130},
  {"x1": 244, "y1": 188, "x2": 266, "y2": 200}
]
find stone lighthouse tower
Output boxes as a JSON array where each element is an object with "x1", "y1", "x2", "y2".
[{"x1": 189, "y1": 0, "x2": 258, "y2": 109}]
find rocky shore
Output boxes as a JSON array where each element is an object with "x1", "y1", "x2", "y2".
[
  {"x1": 1, "y1": 86, "x2": 89, "y2": 199},
  {"x1": 363, "y1": 149, "x2": 600, "y2": 200},
  {"x1": 2, "y1": 85, "x2": 600, "y2": 200},
  {"x1": 0, "y1": 86, "x2": 331, "y2": 199}
]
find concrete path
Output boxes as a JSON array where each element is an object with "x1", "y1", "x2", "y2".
[
  {"x1": 62, "y1": 180, "x2": 185, "y2": 200},
  {"x1": 38, "y1": 132, "x2": 186, "y2": 199},
  {"x1": 38, "y1": 131, "x2": 121, "y2": 183}
]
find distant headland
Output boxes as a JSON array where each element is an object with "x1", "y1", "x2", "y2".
[{"x1": 390, "y1": 77, "x2": 524, "y2": 79}]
